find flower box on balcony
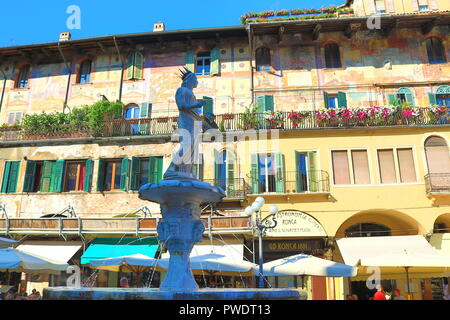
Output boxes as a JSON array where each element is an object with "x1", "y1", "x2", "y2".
[
  {"x1": 222, "y1": 114, "x2": 235, "y2": 120},
  {"x1": 157, "y1": 118, "x2": 169, "y2": 123}
]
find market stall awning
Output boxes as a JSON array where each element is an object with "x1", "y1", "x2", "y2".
[
  {"x1": 336, "y1": 235, "x2": 450, "y2": 280},
  {"x1": 0, "y1": 248, "x2": 68, "y2": 273},
  {"x1": 89, "y1": 253, "x2": 158, "y2": 273},
  {"x1": 259, "y1": 253, "x2": 357, "y2": 277},
  {"x1": 81, "y1": 238, "x2": 159, "y2": 265},
  {"x1": 16, "y1": 241, "x2": 82, "y2": 264}
]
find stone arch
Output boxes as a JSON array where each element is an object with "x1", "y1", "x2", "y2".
[
  {"x1": 434, "y1": 213, "x2": 450, "y2": 233},
  {"x1": 334, "y1": 209, "x2": 425, "y2": 238}
]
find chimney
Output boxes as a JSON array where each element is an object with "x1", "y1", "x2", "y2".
[
  {"x1": 59, "y1": 32, "x2": 71, "y2": 41},
  {"x1": 153, "y1": 22, "x2": 165, "y2": 32}
]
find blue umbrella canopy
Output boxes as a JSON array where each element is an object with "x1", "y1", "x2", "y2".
[
  {"x1": 0, "y1": 237, "x2": 18, "y2": 248},
  {"x1": 0, "y1": 248, "x2": 68, "y2": 273}
]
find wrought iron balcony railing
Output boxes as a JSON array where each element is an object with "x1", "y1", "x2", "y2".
[
  {"x1": 425, "y1": 173, "x2": 450, "y2": 193},
  {"x1": 202, "y1": 178, "x2": 250, "y2": 200},
  {"x1": 248, "y1": 170, "x2": 330, "y2": 195},
  {"x1": 1, "y1": 108, "x2": 449, "y2": 142}
]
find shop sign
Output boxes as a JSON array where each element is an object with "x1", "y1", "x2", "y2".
[
  {"x1": 264, "y1": 239, "x2": 324, "y2": 252},
  {"x1": 264, "y1": 211, "x2": 327, "y2": 237}
]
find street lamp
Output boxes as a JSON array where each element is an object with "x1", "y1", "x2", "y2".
[{"x1": 246, "y1": 198, "x2": 278, "y2": 288}]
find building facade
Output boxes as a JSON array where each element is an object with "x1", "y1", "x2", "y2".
[{"x1": 1, "y1": 0, "x2": 450, "y2": 299}]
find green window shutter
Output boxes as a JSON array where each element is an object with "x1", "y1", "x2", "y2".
[
  {"x1": 226, "y1": 150, "x2": 235, "y2": 196},
  {"x1": 120, "y1": 158, "x2": 129, "y2": 191},
  {"x1": 388, "y1": 94, "x2": 398, "y2": 105},
  {"x1": 139, "y1": 102, "x2": 151, "y2": 135},
  {"x1": 193, "y1": 154, "x2": 203, "y2": 181},
  {"x1": 263, "y1": 95, "x2": 274, "y2": 112},
  {"x1": 1, "y1": 162, "x2": 11, "y2": 193},
  {"x1": 150, "y1": 157, "x2": 163, "y2": 184},
  {"x1": 214, "y1": 150, "x2": 221, "y2": 184},
  {"x1": 275, "y1": 153, "x2": 285, "y2": 194},
  {"x1": 134, "y1": 52, "x2": 144, "y2": 80},
  {"x1": 295, "y1": 152, "x2": 302, "y2": 193},
  {"x1": 97, "y1": 159, "x2": 106, "y2": 192},
  {"x1": 23, "y1": 161, "x2": 37, "y2": 193},
  {"x1": 130, "y1": 157, "x2": 141, "y2": 190},
  {"x1": 84, "y1": 159, "x2": 94, "y2": 192},
  {"x1": 337, "y1": 92, "x2": 347, "y2": 108},
  {"x1": 5, "y1": 161, "x2": 20, "y2": 194},
  {"x1": 251, "y1": 154, "x2": 259, "y2": 194},
  {"x1": 210, "y1": 47, "x2": 220, "y2": 76},
  {"x1": 308, "y1": 152, "x2": 319, "y2": 192},
  {"x1": 40, "y1": 161, "x2": 54, "y2": 193},
  {"x1": 185, "y1": 51, "x2": 195, "y2": 73},
  {"x1": 323, "y1": 92, "x2": 329, "y2": 108},
  {"x1": 203, "y1": 96, "x2": 214, "y2": 115},
  {"x1": 126, "y1": 52, "x2": 135, "y2": 80},
  {"x1": 51, "y1": 160, "x2": 65, "y2": 193},
  {"x1": 428, "y1": 93, "x2": 437, "y2": 105},
  {"x1": 256, "y1": 96, "x2": 265, "y2": 112},
  {"x1": 405, "y1": 93, "x2": 415, "y2": 106}
]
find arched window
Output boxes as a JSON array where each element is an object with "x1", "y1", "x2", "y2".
[
  {"x1": 324, "y1": 44, "x2": 342, "y2": 69},
  {"x1": 78, "y1": 60, "x2": 92, "y2": 84},
  {"x1": 124, "y1": 104, "x2": 141, "y2": 135},
  {"x1": 15, "y1": 64, "x2": 31, "y2": 88},
  {"x1": 345, "y1": 223, "x2": 391, "y2": 237},
  {"x1": 196, "y1": 51, "x2": 211, "y2": 76},
  {"x1": 126, "y1": 51, "x2": 144, "y2": 80},
  {"x1": 255, "y1": 47, "x2": 271, "y2": 72},
  {"x1": 435, "y1": 85, "x2": 450, "y2": 108},
  {"x1": 424, "y1": 136, "x2": 450, "y2": 174},
  {"x1": 426, "y1": 37, "x2": 446, "y2": 64},
  {"x1": 396, "y1": 87, "x2": 415, "y2": 106}
]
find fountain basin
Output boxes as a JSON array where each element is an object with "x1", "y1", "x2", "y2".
[{"x1": 43, "y1": 287, "x2": 305, "y2": 300}]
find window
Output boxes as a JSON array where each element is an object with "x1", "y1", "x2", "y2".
[
  {"x1": 63, "y1": 161, "x2": 89, "y2": 192},
  {"x1": 97, "y1": 159, "x2": 128, "y2": 191},
  {"x1": 1, "y1": 161, "x2": 20, "y2": 194},
  {"x1": 78, "y1": 60, "x2": 92, "y2": 84},
  {"x1": 331, "y1": 150, "x2": 370, "y2": 185},
  {"x1": 126, "y1": 51, "x2": 144, "y2": 80},
  {"x1": 424, "y1": 136, "x2": 450, "y2": 174},
  {"x1": 430, "y1": 85, "x2": 450, "y2": 108},
  {"x1": 388, "y1": 87, "x2": 415, "y2": 106},
  {"x1": 418, "y1": 0, "x2": 429, "y2": 11},
  {"x1": 251, "y1": 153, "x2": 284, "y2": 194},
  {"x1": 129, "y1": 157, "x2": 163, "y2": 191},
  {"x1": 214, "y1": 151, "x2": 235, "y2": 193},
  {"x1": 255, "y1": 47, "x2": 271, "y2": 72},
  {"x1": 195, "y1": 51, "x2": 211, "y2": 76},
  {"x1": 345, "y1": 223, "x2": 391, "y2": 237},
  {"x1": 324, "y1": 44, "x2": 342, "y2": 69},
  {"x1": 375, "y1": 0, "x2": 386, "y2": 13},
  {"x1": 124, "y1": 104, "x2": 140, "y2": 119},
  {"x1": 7, "y1": 112, "x2": 23, "y2": 126},
  {"x1": 15, "y1": 64, "x2": 30, "y2": 88},
  {"x1": 323, "y1": 92, "x2": 348, "y2": 109},
  {"x1": 377, "y1": 148, "x2": 417, "y2": 184},
  {"x1": 23, "y1": 161, "x2": 43, "y2": 193},
  {"x1": 426, "y1": 38, "x2": 446, "y2": 64}
]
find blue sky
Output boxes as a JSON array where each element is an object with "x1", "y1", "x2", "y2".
[{"x1": 0, "y1": 0, "x2": 341, "y2": 47}]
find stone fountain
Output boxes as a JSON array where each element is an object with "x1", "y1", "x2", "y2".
[{"x1": 43, "y1": 69, "x2": 303, "y2": 300}]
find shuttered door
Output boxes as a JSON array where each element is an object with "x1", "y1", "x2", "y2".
[
  {"x1": 126, "y1": 53, "x2": 135, "y2": 80},
  {"x1": 337, "y1": 92, "x2": 347, "y2": 108},
  {"x1": 351, "y1": 150, "x2": 371, "y2": 184},
  {"x1": 428, "y1": 93, "x2": 437, "y2": 105},
  {"x1": 120, "y1": 158, "x2": 129, "y2": 191},
  {"x1": 130, "y1": 157, "x2": 141, "y2": 190},
  {"x1": 40, "y1": 161, "x2": 55, "y2": 192},
  {"x1": 331, "y1": 151, "x2": 351, "y2": 184},
  {"x1": 210, "y1": 47, "x2": 220, "y2": 75},
  {"x1": 97, "y1": 159, "x2": 106, "y2": 191},
  {"x1": 139, "y1": 102, "x2": 151, "y2": 135},
  {"x1": 397, "y1": 148, "x2": 417, "y2": 183},
  {"x1": 275, "y1": 153, "x2": 285, "y2": 194},
  {"x1": 150, "y1": 157, "x2": 163, "y2": 184},
  {"x1": 84, "y1": 159, "x2": 94, "y2": 192},
  {"x1": 133, "y1": 52, "x2": 144, "y2": 80},
  {"x1": 378, "y1": 149, "x2": 397, "y2": 183},
  {"x1": 308, "y1": 152, "x2": 319, "y2": 192},
  {"x1": 251, "y1": 154, "x2": 260, "y2": 194},
  {"x1": 1, "y1": 162, "x2": 11, "y2": 193},
  {"x1": 52, "y1": 160, "x2": 65, "y2": 193},
  {"x1": 323, "y1": 92, "x2": 329, "y2": 108},
  {"x1": 227, "y1": 150, "x2": 236, "y2": 196},
  {"x1": 425, "y1": 145, "x2": 450, "y2": 173},
  {"x1": 23, "y1": 161, "x2": 37, "y2": 193},
  {"x1": 6, "y1": 161, "x2": 20, "y2": 194}
]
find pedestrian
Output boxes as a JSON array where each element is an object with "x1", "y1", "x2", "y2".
[
  {"x1": 373, "y1": 284, "x2": 386, "y2": 300},
  {"x1": 393, "y1": 289, "x2": 406, "y2": 300},
  {"x1": 120, "y1": 276, "x2": 129, "y2": 288},
  {"x1": 346, "y1": 294, "x2": 353, "y2": 300},
  {"x1": 351, "y1": 294, "x2": 359, "y2": 300}
]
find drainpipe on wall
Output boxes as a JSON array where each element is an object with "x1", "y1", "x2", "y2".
[
  {"x1": 0, "y1": 68, "x2": 7, "y2": 115},
  {"x1": 114, "y1": 36, "x2": 125, "y2": 103},
  {"x1": 246, "y1": 24, "x2": 255, "y2": 105},
  {"x1": 58, "y1": 41, "x2": 72, "y2": 113}
]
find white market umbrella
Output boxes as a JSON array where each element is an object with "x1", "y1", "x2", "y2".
[
  {"x1": 158, "y1": 253, "x2": 257, "y2": 276},
  {"x1": 0, "y1": 248, "x2": 68, "y2": 273},
  {"x1": 258, "y1": 253, "x2": 357, "y2": 277},
  {"x1": 89, "y1": 253, "x2": 158, "y2": 273}
]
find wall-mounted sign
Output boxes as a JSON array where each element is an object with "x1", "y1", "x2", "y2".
[
  {"x1": 263, "y1": 239, "x2": 325, "y2": 253},
  {"x1": 264, "y1": 211, "x2": 327, "y2": 237}
]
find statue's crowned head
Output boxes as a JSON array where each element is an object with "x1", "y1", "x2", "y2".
[{"x1": 179, "y1": 67, "x2": 197, "y2": 88}]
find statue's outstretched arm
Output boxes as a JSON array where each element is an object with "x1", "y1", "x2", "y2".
[{"x1": 176, "y1": 88, "x2": 204, "y2": 109}]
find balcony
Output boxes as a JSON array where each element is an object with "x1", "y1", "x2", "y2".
[
  {"x1": 425, "y1": 173, "x2": 450, "y2": 194},
  {"x1": 1, "y1": 107, "x2": 448, "y2": 143},
  {"x1": 248, "y1": 170, "x2": 330, "y2": 200},
  {"x1": 0, "y1": 216, "x2": 253, "y2": 236},
  {"x1": 202, "y1": 178, "x2": 250, "y2": 200}
]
